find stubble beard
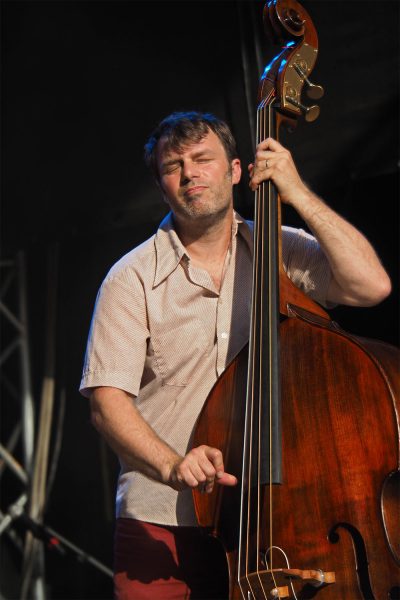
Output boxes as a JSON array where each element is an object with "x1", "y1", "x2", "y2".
[{"x1": 176, "y1": 169, "x2": 233, "y2": 227}]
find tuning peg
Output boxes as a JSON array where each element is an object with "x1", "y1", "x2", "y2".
[
  {"x1": 293, "y1": 62, "x2": 324, "y2": 100},
  {"x1": 285, "y1": 96, "x2": 320, "y2": 122}
]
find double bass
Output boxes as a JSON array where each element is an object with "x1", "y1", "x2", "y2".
[{"x1": 192, "y1": 1, "x2": 400, "y2": 598}]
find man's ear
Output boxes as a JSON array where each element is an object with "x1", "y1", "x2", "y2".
[{"x1": 231, "y1": 158, "x2": 241, "y2": 185}]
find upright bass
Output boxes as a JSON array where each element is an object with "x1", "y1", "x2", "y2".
[{"x1": 192, "y1": 1, "x2": 400, "y2": 598}]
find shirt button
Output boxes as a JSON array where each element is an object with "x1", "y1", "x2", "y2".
[{"x1": 221, "y1": 332, "x2": 228, "y2": 339}]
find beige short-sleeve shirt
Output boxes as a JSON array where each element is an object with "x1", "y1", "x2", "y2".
[{"x1": 80, "y1": 211, "x2": 332, "y2": 526}]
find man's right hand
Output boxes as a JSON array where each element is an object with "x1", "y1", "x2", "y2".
[
  {"x1": 90, "y1": 388, "x2": 237, "y2": 493},
  {"x1": 168, "y1": 445, "x2": 238, "y2": 493}
]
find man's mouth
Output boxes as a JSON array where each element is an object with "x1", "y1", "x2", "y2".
[{"x1": 183, "y1": 186, "x2": 207, "y2": 197}]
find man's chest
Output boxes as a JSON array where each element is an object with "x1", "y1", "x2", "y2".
[{"x1": 145, "y1": 256, "x2": 252, "y2": 385}]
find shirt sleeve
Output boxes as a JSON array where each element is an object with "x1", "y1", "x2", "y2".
[
  {"x1": 79, "y1": 268, "x2": 149, "y2": 398},
  {"x1": 282, "y1": 226, "x2": 334, "y2": 308}
]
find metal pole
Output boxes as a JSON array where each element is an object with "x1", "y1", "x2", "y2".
[
  {"x1": 17, "y1": 252, "x2": 35, "y2": 477},
  {"x1": 21, "y1": 246, "x2": 58, "y2": 600}
]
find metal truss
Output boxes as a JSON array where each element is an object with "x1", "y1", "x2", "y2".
[
  {"x1": 1, "y1": 251, "x2": 112, "y2": 600},
  {"x1": 0, "y1": 252, "x2": 44, "y2": 597}
]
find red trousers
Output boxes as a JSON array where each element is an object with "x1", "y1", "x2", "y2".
[{"x1": 114, "y1": 518, "x2": 229, "y2": 599}]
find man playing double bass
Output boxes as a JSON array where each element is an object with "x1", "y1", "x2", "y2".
[{"x1": 79, "y1": 111, "x2": 391, "y2": 599}]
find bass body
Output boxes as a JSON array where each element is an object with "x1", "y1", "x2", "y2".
[{"x1": 193, "y1": 307, "x2": 400, "y2": 599}]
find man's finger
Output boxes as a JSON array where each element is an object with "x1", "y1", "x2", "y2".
[
  {"x1": 257, "y1": 136, "x2": 283, "y2": 152},
  {"x1": 216, "y1": 472, "x2": 238, "y2": 486},
  {"x1": 202, "y1": 446, "x2": 224, "y2": 468},
  {"x1": 188, "y1": 446, "x2": 238, "y2": 491}
]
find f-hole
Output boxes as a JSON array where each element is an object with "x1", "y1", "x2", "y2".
[{"x1": 329, "y1": 522, "x2": 374, "y2": 599}]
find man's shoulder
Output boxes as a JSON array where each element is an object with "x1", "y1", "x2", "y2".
[{"x1": 105, "y1": 234, "x2": 157, "y2": 283}]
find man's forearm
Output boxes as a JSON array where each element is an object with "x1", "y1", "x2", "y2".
[
  {"x1": 90, "y1": 386, "x2": 181, "y2": 485},
  {"x1": 89, "y1": 386, "x2": 237, "y2": 493},
  {"x1": 289, "y1": 188, "x2": 391, "y2": 306},
  {"x1": 249, "y1": 137, "x2": 391, "y2": 307}
]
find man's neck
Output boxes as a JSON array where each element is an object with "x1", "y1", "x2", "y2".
[{"x1": 174, "y1": 210, "x2": 234, "y2": 264}]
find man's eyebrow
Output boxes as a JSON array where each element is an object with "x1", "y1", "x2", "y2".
[
  {"x1": 191, "y1": 149, "x2": 216, "y2": 158},
  {"x1": 162, "y1": 149, "x2": 216, "y2": 165},
  {"x1": 161, "y1": 158, "x2": 181, "y2": 168}
]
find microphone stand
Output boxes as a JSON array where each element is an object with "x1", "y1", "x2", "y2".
[{"x1": 1, "y1": 495, "x2": 113, "y2": 578}]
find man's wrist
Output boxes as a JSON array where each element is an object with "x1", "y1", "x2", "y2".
[{"x1": 160, "y1": 450, "x2": 182, "y2": 487}]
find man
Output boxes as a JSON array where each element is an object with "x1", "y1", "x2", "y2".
[{"x1": 80, "y1": 111, "x2": 390, "y2": 599}]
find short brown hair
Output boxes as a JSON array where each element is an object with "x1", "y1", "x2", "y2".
[{"x1": 144, "y1": 111, "x2": 238, "y2": 180}]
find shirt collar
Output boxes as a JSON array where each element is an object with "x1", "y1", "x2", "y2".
[
  {"x1": 234, "y1": 212, "x2": 253, "y2": 253},
  {"x1": 153, "y1": 210, "x2": 253, "y2": 287},
  {"x1": 153, "y1": 213, "x2": 189, "y2": 287}
]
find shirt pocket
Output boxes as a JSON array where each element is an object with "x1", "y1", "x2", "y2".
[{"x1": 151, "y1": 317, "x2": 211, "y2": 386}]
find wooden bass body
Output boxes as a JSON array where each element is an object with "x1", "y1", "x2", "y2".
[{"x1": 193, "y1": 307, "x2": 400, "y2": 599}]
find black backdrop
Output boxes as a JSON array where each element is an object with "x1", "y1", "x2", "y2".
[{"x1": 1, "y1": 1, "x2": 399, "y2": 598}]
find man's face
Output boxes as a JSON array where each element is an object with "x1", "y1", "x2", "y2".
[{"x1": 156, "y1": 130, "x2": 241, "y2": 226}]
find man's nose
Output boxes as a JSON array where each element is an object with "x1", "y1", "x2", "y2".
[{"x1": 181, "y1": 161, "x2": 199, "y2": 182}]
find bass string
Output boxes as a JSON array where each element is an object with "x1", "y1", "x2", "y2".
[
  {"x1": 239, "y1": 102, "x2": 262, "y2": 595},
  {"x1": 268, "y1": 101, "x2": 277, "y2": 581},
  {"x1": 237, "y1": 109, "x2": 255, "y2": 595},
  {"x1": 261, "y1": 99, "x2": 278, "y2": 592},
  {"x1": 257, "y1": 100, "x2": 266, "y2": 595},
  {"x1": 238, "y1": 100, "x2": 276, "y2": 598},
  {"x1": 242, "y1": 98, "x2": 277, "y2": 599},
  {"x1": 246, "y1": 103, "x2": 261, "y2": 588}
]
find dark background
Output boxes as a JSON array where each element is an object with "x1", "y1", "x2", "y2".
[{"x1": 1, "y1": 1, "x2": 399, "y2": 598}]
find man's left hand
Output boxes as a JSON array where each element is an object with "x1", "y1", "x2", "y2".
[{"x1": 248, "y1": 137, "x2": 309, "y2": 206}]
